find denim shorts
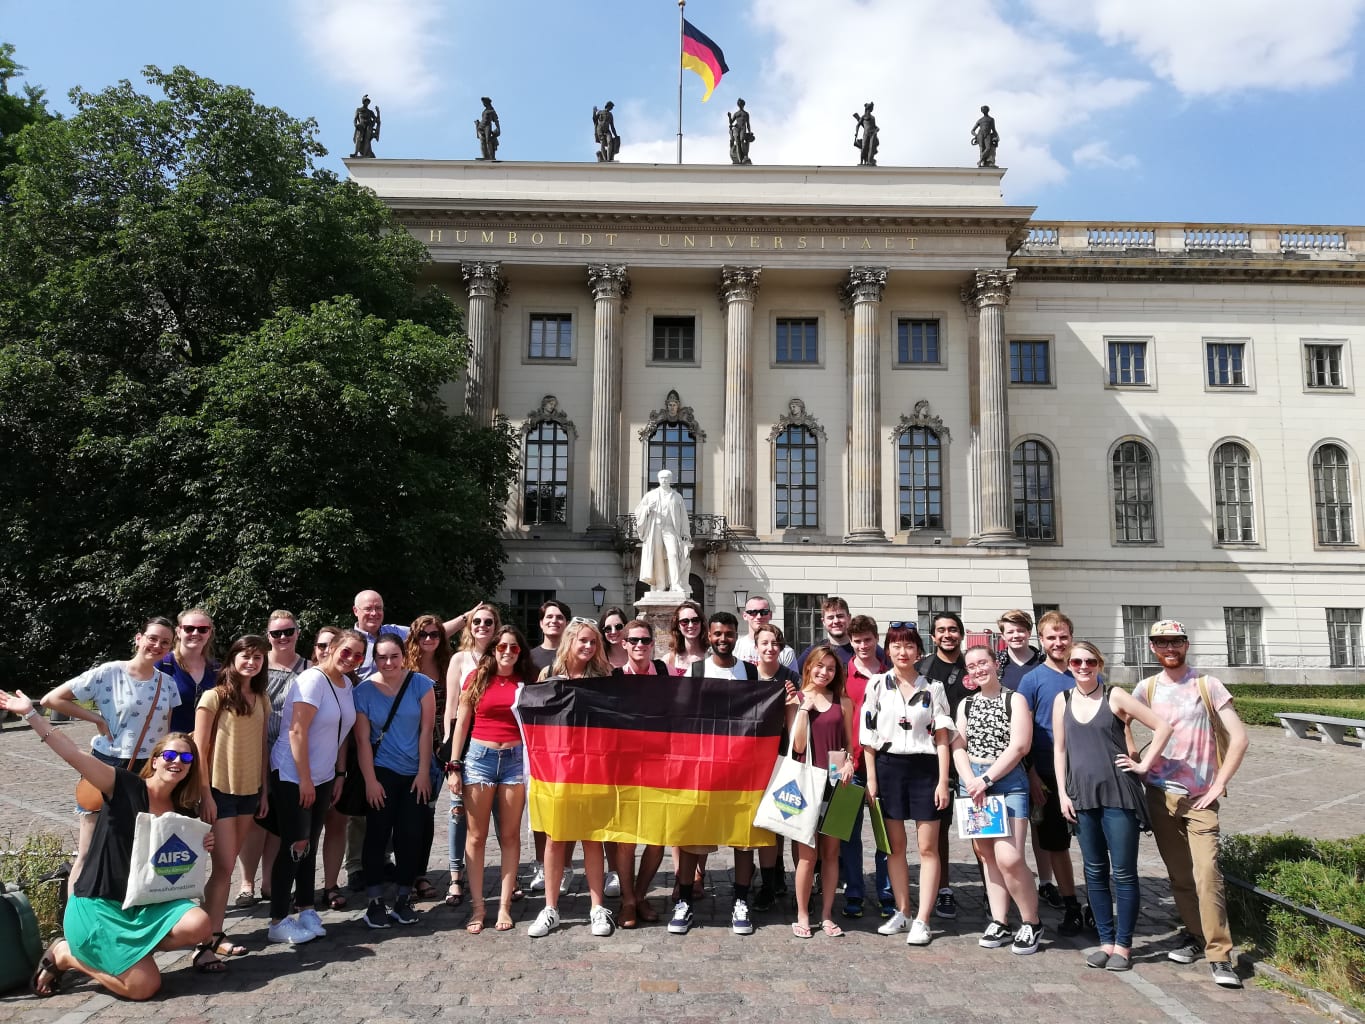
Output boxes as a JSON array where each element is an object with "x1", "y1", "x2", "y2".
[
  {"x1": 212, "y1": 787, "x2": 262, "y2": 819},
  {"x1": 960, "y1": 761, "x2": 1030, "y2": 820},
  {"x1": 463, "y1": 740, "x2": 525, "y2": 787}
]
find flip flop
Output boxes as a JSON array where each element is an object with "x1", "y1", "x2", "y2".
[
  {"x1": 30, "y1": 944, "x2": 67, "y2": 997},
  {"x1": 791, "y1": 922, "x2": 813, "y2": 939},
  {"x1": 211, "y1": 932, "x2": 248, "y2": 957},
  {"x1": 324, "y1": 886, "x2": 347, "y2": 910},
  {"x1": 820, "y1": 920, "x2": 845, "y2": 938},
  {"x1": 234, "y1": 889, "x2": 258, "y2": 907}
]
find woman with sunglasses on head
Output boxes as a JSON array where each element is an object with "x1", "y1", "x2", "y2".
[
  {"x1": 599, "y1": 607, "x2": 630, "y2": 669},
  {"x1": 442, "y1": 603, "x2": 499, "y2": 906},
  {"x1": 265, "y1": 628, "x2": 361, "y2": 946},
  {"x1": 40, "y1": 616, "x2": 181, "y2": 886},
  {"x1": 1054, "y1": 641, "x2": 1172, "y2": 972},
  {"x1": 192, "y1": 635, "x2": 271, "y2": 969},
  {"x1": 949, "y1": 645, "x2": 1042, "y2": 955},
  {"x1": 527, "y1": 619, "x2": 617, "y2": 936},
  {"x1": 751, "y1": 622, "x2": 800, "y2": 910},
  {"x1": 235, "y1": 612, "x2": 313, "y2": 908},
  {"x1": 405, "y1": 615, "x2": 452, "y2": 901},
  {"x1": 666, "y1": 600, "x2": 707, "y2": 675},
  {"x1": 353, "y1": 633, "x2": 437, "y2": 928},
  {"x1": 862, "y1": 622, "x2": 955, "y2": 947},
  {"x1": 0, "y1": 687, "x2": 215, "y2": 1001},
  {"x1": 448, "y1": 625, "x2": 533, "y2": 933},
  {"x1": 159, "y1": 609, "x2": 220, "y2": 735}
]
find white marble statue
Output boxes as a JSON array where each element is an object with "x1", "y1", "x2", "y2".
[{"x1": 633, "y1": 469, "x2": 692, "y2": 594}]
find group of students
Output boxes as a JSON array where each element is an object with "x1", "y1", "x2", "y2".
[{"x1": 1, "y1": 590, "x2": 1249, "y2": 1001}]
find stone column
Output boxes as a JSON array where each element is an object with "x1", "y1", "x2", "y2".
[
  {"x1": 587, "y1": 263, "x2": 630, "y2": 534},
  {"x1": 461, "y1": 261, "x2": 505, "y2": 425},
  {"x1": 719, "y1": 266, "x2": 761, "y2": 538},
  {"x1": 965, "y1": 268, "x2": 1021, "y2": 546},
  {"x1": 842, "y1": 266, "x2": 889, "y2": 542}
]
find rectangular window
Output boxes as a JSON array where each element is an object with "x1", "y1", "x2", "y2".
[
  {"x1": 1107, "y1": 338, "x2": 1150, "y2": 386},
  {"x1": 1305, "y1": 343, "x2": 1345, "y2": 389},
  {"x1": 774, "y1": 426, "x2": 819, "y2": 529},
  {"x1": 916, "y1": 596, "x2": 962, "y2": 637},
  {"x1": 775, "y1": 317, "x2": 819, "y2": 364},
  {"x1": 783, "y1": 593, "x2": 826, "y2": 652},
  {"x1": 1205, "y1": 340, "x2": 1247, "y2": 387},
  {"x1": 897, "y1": 319, "x2": 941, "y2": 365},
  {"x1": 1032, "y1": 605, "x2": 1059, "y2": 641},
  {"x1": 1327, "y1": 608, "x2": 1363, "y2": 668},
  {"x1": 1122, "y1": 605, "x2": 1160, "y2": 667},
  {"x1": 1009, "y1": 340, "x2": 1051, "y2": 384},
  {"x1": 652, "y1": 316, "x2": 696, "y2": 363},
  {"x1": 510, "y1": 589, "x2": 554, "y2": 645},
  {"x1": 1224, "y1": 607, "x2": 1263, "y2": 667},
  {"x1": 522, "y1": 422, "x2": 570, "y2": 525},
  {"x1": 527, "y1": 313, "x2": 573, "y2": 360}
]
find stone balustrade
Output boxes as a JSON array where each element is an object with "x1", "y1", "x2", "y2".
[{"x1": 1019, "y1": 222, "x2": 1365, "y2": 258}]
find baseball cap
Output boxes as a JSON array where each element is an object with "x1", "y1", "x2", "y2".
[{"x1": 1148, "y1": 619, "x2": 1188, "y2": 639}]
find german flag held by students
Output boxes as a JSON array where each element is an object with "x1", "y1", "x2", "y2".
[
  {"x1": 518, "y1": 676, "x2": 784, "y2": 847},
  {"x1": 681, "y1": 19, "x2": 729, "y2": 102}
]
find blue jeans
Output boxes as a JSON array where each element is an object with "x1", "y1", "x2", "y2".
[
  {"x1": 1075, "y1": 806, "x2": 1141, "y2": 947},
  {"x1": 839, "y1": 778, "x2": 892, "y2": 907}
]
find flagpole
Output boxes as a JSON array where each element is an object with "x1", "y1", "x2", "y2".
[{"x1": 677, "y1": 0, "x2": 685, "y2": 164}]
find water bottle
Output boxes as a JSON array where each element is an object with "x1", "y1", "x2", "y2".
[{"x1": 450, "y1": 794, "x2": 464, "y2": 821}]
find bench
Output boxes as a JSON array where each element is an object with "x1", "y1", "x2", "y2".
[{"x1": 1275, "y1": 712, "x2": 1365, "y2": 748}]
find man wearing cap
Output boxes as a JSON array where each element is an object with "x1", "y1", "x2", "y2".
[{"x1": 1133, "y1": 619, "x2": 1249, "y2": 988}]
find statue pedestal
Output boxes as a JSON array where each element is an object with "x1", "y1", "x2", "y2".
[{"x1": 635, "y1": 591, "x2": 685, "y2": 661}]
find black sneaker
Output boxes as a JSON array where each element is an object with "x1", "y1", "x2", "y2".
[
  {"x1": 879, "y1": 901, "x2": 896, "y2": 919},
  {"x1": 1210, "y1": 961, "x2": 1242, "y2": 988},
  {"x1": 979, "y1": 920, "x2": 1012, "y2": 948},
  {"x1": 1011, "y1": 921, "x2": 1043, "y2": 955},
  {"x1": 1038, "y1": 881, "x2": 1064, "y2": 910},
  {"x1": 752, "y1": 885, "x2": 775, "y2": 912},
  {"x1": 933, "y1": 889, "x2": 957, "y2": 920},
  {"x1": 1058, "y1": 904, "x2": 1084, "y2": 937},
  {"x1": 842, "y1": 900, "x2": 864, "y2": 919},
  {"x1": 389, "y1": 897, "x2": 418, "y2": 926},
  {"x1": 363, "y1": 898, "x2": 391, "y2": 929},
  {"x1": 1168, "y1": 932, "x2": 1204, "y2": 964}
]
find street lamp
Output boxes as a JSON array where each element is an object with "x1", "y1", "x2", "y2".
[
  {"x1": 733, "y1": 588, "x2": 749, "y2": 610},
  {"x1": 591, "y1": 583, "x2": 606, "y2": 611}
]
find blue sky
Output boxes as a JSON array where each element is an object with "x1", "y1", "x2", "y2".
[{"x1": 5, "y1": 0, "x2": 1364, "y2": 224}]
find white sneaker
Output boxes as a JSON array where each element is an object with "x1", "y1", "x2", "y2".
[
  {"x1": 604, "y1": 870, "x2": 621, "y2": 897},
  {"x1": 590, "y1": 904, "x2": 615, "y2": 937},
  {"x1": 267, "y1": 915, "x2": 315, "y2": 945},
  {"x1": 906, "y1": 918, "x2": 932, "y2": 946},
  {"x1": 878, "y1": 910, "x2": 910, "y2": 935},
  {"x1": 530, "y1": 864, "x2": 547, "y2": 892},
  {"x1": 296, "y1": 908, "x2": 327, "y2": 938},
  {"x1": 527, "y1": 906, "x2": 560, "y2": 938},
  {"x1": 560, "y1": 867, "x2": 573, "y2": 895}
]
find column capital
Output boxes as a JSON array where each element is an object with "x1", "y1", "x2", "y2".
[
  {"x1": 718, "y1": 265, "x2": 761, "y2": 307},
  {"x1": 461, "y1": 260, "x2": 504, "y2": 299},
  {"x1": 963, "y1": 267, "x2": 1017, "y2": 310},
  {"x1": 840, "y1": 265, "x2": 888, "y2": 310},
  {"x1": 587, "y1": 263, "x2": 631, "y2": 302}
]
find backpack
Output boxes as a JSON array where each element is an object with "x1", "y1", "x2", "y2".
[{"x1": 0, "y1": 884, "x2": 43, "y2": 992}]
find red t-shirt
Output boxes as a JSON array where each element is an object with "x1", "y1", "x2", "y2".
[
  {"x1": 463, "y1": 671, "x2": 523, "y2": 745},
  {"x1": 845, "y1": 658, "x2": 887, "y2": 747}
]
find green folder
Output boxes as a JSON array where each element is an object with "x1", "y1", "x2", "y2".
[
  {"x1": 818, "y1": 780, "x2": 866, "y2": 841},
  {"x1": 867, "y1": 796, "x2": 891, "y2": 854}
]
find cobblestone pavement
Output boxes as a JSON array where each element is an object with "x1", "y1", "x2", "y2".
[{"x1": 1, "y1": 719, "x2": 1361, "y2": 1023}]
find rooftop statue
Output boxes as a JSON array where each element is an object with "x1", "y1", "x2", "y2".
[
  {"x1": 593, "y1": 101, "x2": 620, "y2": 162},
  {"x1": 853, "y1": 102, "x2": 878, "y2": 167},
  {"x1": 351, "y1": 94, "x2": 380, "y2": 159},
  {"x1": 475, "y1": 97, "x2": 500, "y2": 161},
  {"x1": 972, "y1": 105, "x2": 999, "y2": 168},
  {"x1": 728, "y1": 98, "x2": 754, "y2": 165}
]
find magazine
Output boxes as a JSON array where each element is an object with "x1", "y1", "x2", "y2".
[{"x1": 955, "y1": 795, "x2": 1010, "y2": 839}]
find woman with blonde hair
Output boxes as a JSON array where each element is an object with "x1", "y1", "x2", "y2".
[{"x1": 160, "y1": 608, "x2": 219, "y2": 735}]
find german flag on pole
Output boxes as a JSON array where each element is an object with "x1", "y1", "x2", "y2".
[
  {"x1": 517, "y1": 676, "x2": 784, "y2": 847},
  {"x1": 681, "y1": 19, "x2": 729, "y2": 102}
]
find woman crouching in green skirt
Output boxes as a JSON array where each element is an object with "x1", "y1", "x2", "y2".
[{"x1": 0, "y1": 687, "x2": 216, "y2": 1000}]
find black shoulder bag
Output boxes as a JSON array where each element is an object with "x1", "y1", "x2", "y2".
[{"x1": 336, "y1": 672, "x2": 413, "y2": 816}]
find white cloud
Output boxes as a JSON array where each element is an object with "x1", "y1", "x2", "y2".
[
  {"x1": 1072, "y1": 141, "x2": 1138, "y2": 171},
  {"x1": 290, "y1": 0, "x2": 444, "y2": 108},
  {"x1": 1030, "y1": 0, "x2": 1365, "y2": 95}
]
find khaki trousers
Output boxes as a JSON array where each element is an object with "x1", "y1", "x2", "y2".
[{"x1": 1145, "y1": 786, "x2": 1233, "y2": 962}]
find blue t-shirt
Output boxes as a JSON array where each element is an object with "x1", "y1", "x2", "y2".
[
  {"x1": 357, "y1": 624, "x2": 411, "y2": 675},
  {"x1": 353, "y1": 672, "x2": 435, "y2": 776},
  {"x1": 1016, "y1": 662, "x2": 1074, "y2": 778}
]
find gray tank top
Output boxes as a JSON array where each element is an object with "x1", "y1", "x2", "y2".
[{"x1": 1063, "y1": 688, "x2": 1148, "y2": 825}]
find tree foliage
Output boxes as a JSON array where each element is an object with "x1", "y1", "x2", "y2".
[
  {"x1": 0, "y1": 63, "x2": 516, "y2": 678},
  {"x1": 0, "y1": 43, "x2": 55, "y2": 194}
]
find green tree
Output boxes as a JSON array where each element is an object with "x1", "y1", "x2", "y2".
[
  {"x1": 0, "y1": 66, "x2": 516, "y2": 678},
  {"x1": 0, "y1": 43, "x2": 54, "y2": 194}
]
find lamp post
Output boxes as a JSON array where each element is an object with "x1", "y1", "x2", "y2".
[{"x1": 591, "y1": 583, "x2": 606, "y2": 611}]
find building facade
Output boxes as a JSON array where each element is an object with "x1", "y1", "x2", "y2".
[{"x1": 346, "y1": 159, "x2": 1365, "y2": 683}]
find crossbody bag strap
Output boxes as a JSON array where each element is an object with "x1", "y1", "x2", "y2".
[
  {"x1": 127, "y1": 669, "x2": 165, "y2": 767},
  {"x1": 371, "y1": 671, "x2": 415, "y2": 754}
]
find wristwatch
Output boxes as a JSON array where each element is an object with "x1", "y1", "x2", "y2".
[{"x1": 981, "y1": 774, "x2": 993, "y2": 787}]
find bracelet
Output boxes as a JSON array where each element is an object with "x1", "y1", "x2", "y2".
[
  {"x1": 23, "y1": 708, "x2": 39, "y2": 720},
  {"x1": 335, "y1": 770, "x2": 347, "y2": 777}
]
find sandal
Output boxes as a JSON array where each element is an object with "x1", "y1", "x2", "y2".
[
  {"x1": 495, "y1": 904, "x2": 514, "y2": 931},
  {"x1": 820, "y1": 919, "x2": 845, "y2": 938},
  {"x1": 324, "y1": 886, "x2": 347, "y2": 910},
  {"x1": 31, "y1": 943, "x2": 67, "y2": 997},
  {"x1": 637, "y1": 899, "x2": 660, "y2": 924},
  {"x1": 619, "y1": 902, "x2": 638, "y2": 929},
  {"x1": 234, "y1": 888, "x2": 258, "y2": 907},
  {"x1": 510, "y1": 886, "x2": 525, "y2": 903},
  {"x1": 192, "y1": 943, "x2": 228, "y2": 974},
  {"x1": 412, "y1": 878, "x2": 438, "y2": 901},
  {"x1": 211, "y1": 931, "x2": 248, "y2": 957},
  {"x1": 466, "y1": 904, "x2": 486, "y2": 935},
  {"x1": 444, "y1": 877, "x2": 465, "y2": 907},
  {"x1": 791, "y1": 922, "x2": 812, "y2": 939}
]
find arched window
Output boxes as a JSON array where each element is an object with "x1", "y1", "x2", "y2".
[
  {"x1": 1212, "y1": 441, "x2": 1255, "y2": 543},
  {"x1": 523, "y1": 422, "x2": 570, "y2": 525},
  {"x1": 647, "y1": 422, "x2": 698, "y2": 516},
  {"x1": 774, "y1": 426, "x2": 819, "y2": 529},
  {"x1": 897, "y1": 428, "x2": 943, "y2": 531},
  {"x1": 1312, "y1": 443, "x2": 1355, "y2": 545},
  {"x1": 1112, "y1": 440, "x2": 1157, "y2": 544},
  {"x1": 1011, "y1": 439, "x2": 1056, "y2": 542}
]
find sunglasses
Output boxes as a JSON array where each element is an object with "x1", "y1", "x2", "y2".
[
  {"x1": 743, "y1": 608, "x2": 772, "y2": 617},
  {"x1": 268, "y1": 627, "x2": 297, "y2": 639},
  {"x1": 495, "y1": 642, "x2": 520, "y2": 653},
  {"x1": 315, "y1": 641, "x2": 332, "y2": 651},
  {"x1": 180, "y1": 624, "x2": 211, "y2": 635},
  {"x1": 472, "y1": 618, "x2": 496, "y2": 628},
  {"x1": 624, "y1": 636, "x2": 653, "y2": 646},
  {"x1": 418, "y1": 629, "x2": 443, "y2": 641},
  {"x1": 570, "y1": 616, "x2": 599, "y2": 627},
  {"x1": 602, "y1": 623, "x2": 625, "y2": 633},
  {"x1": 678, "y1": 616, "x2": 700, "y2": 626},
  {"x1": 335, "y1": 647, "x2": 364, "y2": 663},
  {"x1": 1069, "y1": 657, "x2": 1099, "y2": 668},
  {"x1": 888, "y1": 621, "x2": 920, "y2": 631},
  {"x1": 159, "y1": 750, "x2": 195, "y2": 764}
]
